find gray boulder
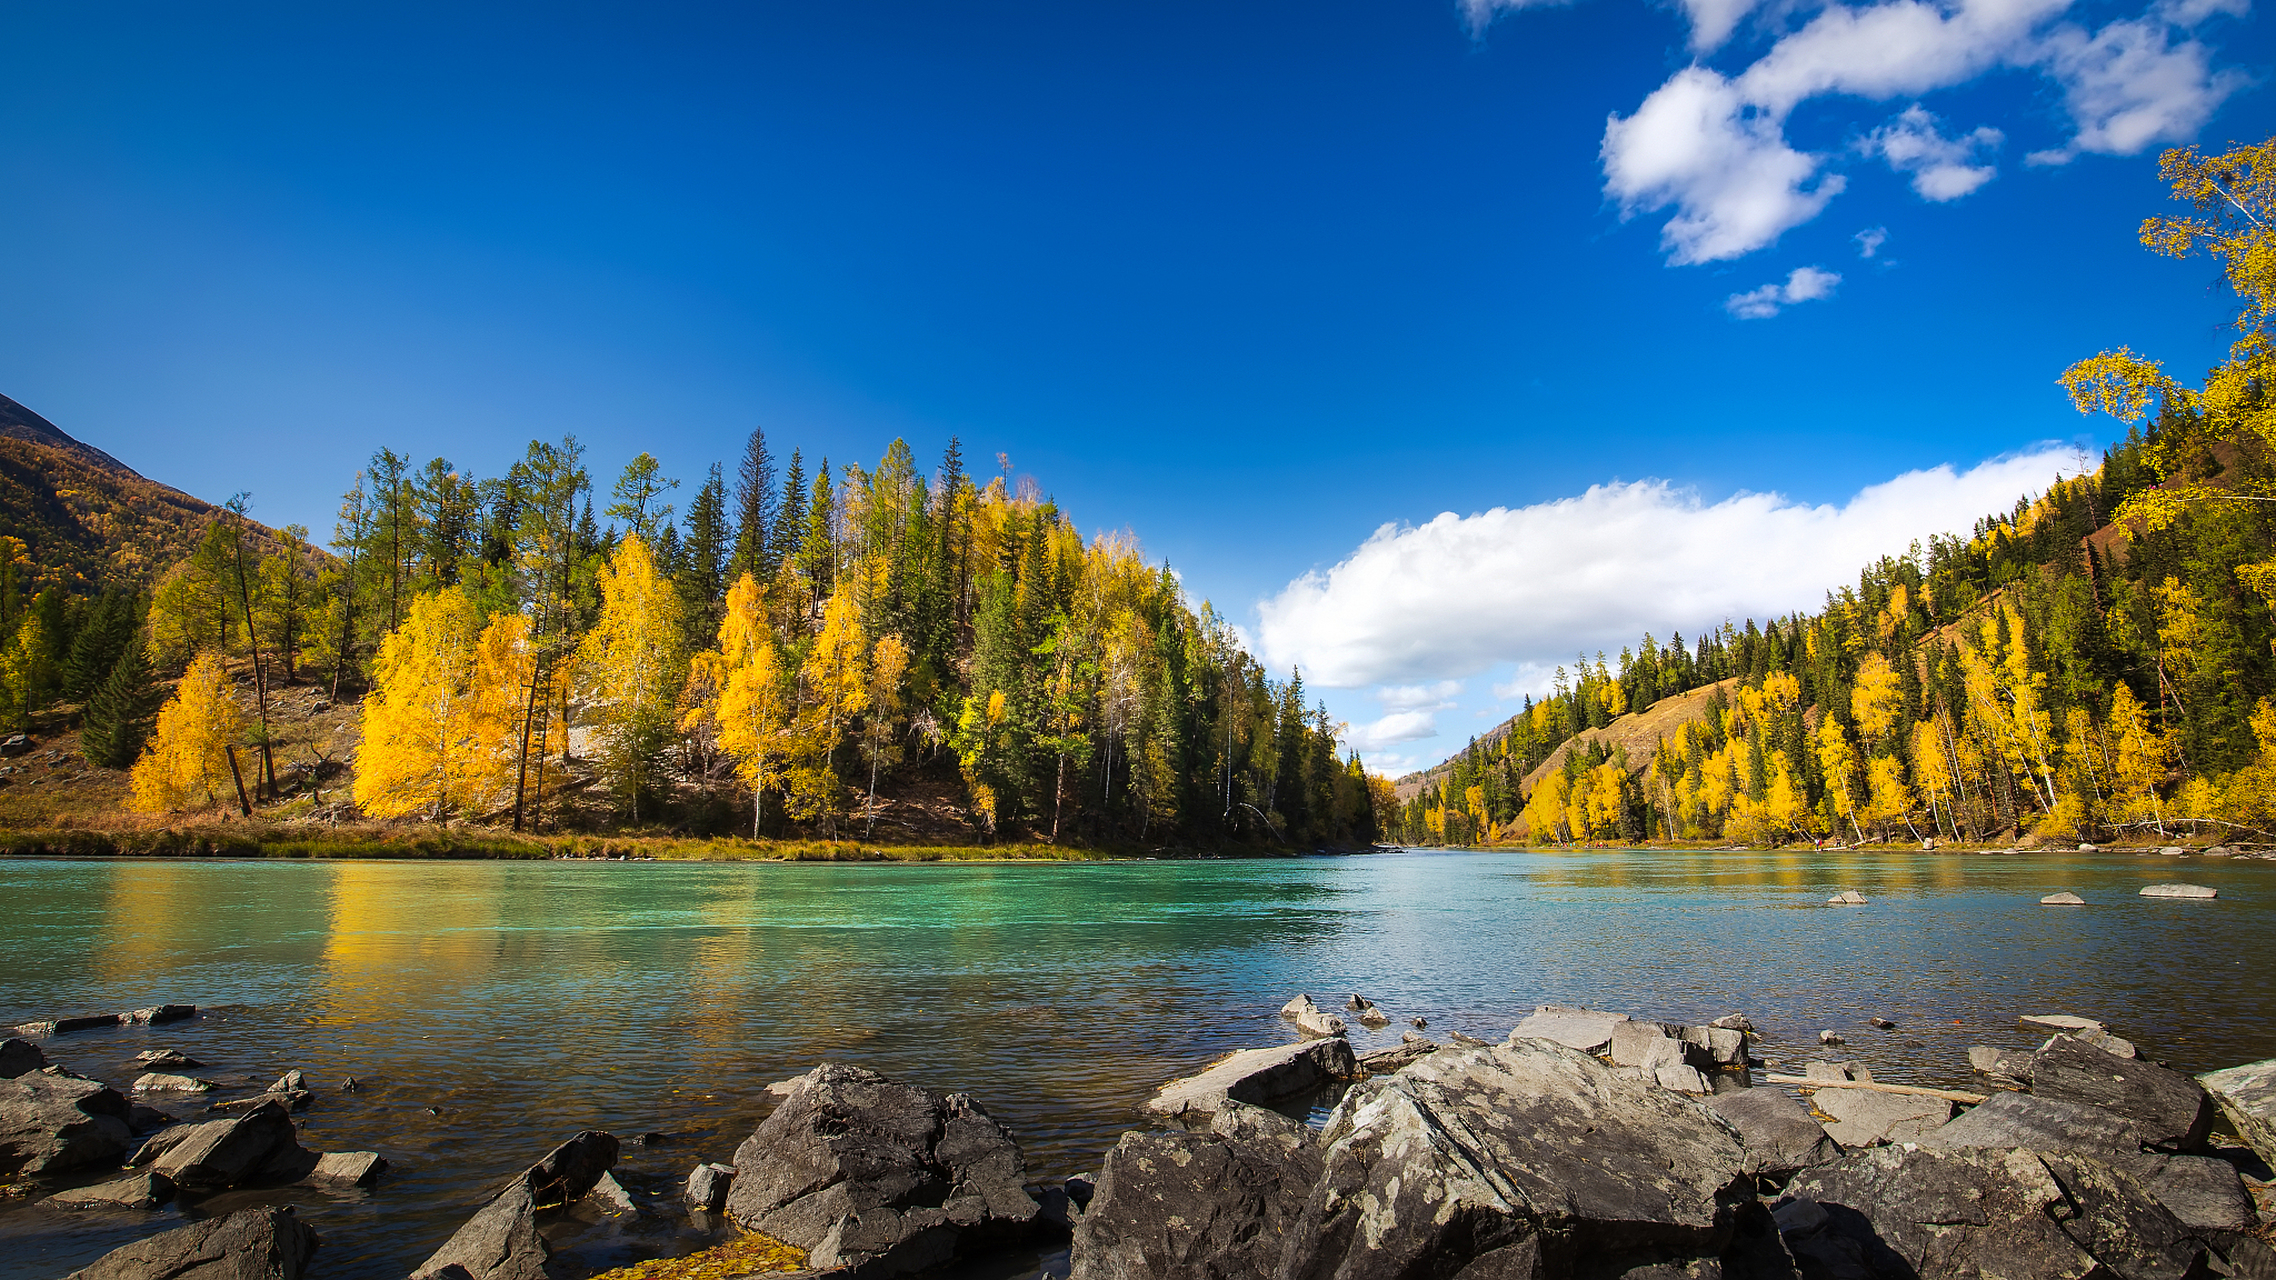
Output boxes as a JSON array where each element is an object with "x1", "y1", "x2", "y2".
[
  {"x1": 2032, "y1": 1034, "x2": 2214, "y2": 1150},
  {"x1": 2071, "y1": 1028, "x2": 2141, "y2": 1059},
  {"x1": 1811, "y1": 1088, "x2": 1952, "y2": 1148},
  {"x1": 1280, "y1": 995, "x2": 1349, "y2": 1040},
  {"x1": 686, "y1": 1161, "x2": 736, "y2": 1212},
  {"x1": 1148, "y1": 1039, "x2": 1357, "y2": 1118},
  {"x1": 1707, "y1": 1088, "x2": 1840, "y2": 1178},
  {"x1": 724, "y1": 1063, "x2": 1039, "y2": 1277},
  {"x1": 1, "y1": 1070, "x2": 133, "y2": 1174},
  {"x1": 133, "y1": 1049, "x2": 202, "y2": 1069},
  {"x1": 1968, "y1": 1045, "x2": 2034, "y2": 1086},
  {"x1": 2140, "y1": 883, "x2": 2216, "y2": 898},
  {"x1": 1354, "y1": 1040, "x2": 1438, "y2": 1076},
  {"x1": 0, "y1": 1037, "x2": 47, "y2": 1078},
  {"x1": 132, "y1": 1072, "x2": 212, "y2": 1093},
  {"x1": 1275, "y1": 1039, "x2": 1751, "y2": 1280},
  {"x1": 1680, "y1": 1025, "x2": 1749, "y2": 1066},
  {"x1": 44, "y1": 1171, "x2": 177, "y2": 1210},
  {"x1": 410, "y1": 1130, "x2": 619, "y2": 1280},
  {"x1": 1783, "y1": 1145, "x2": 2208, "y2": 1280},
  {"x1": 1508, "y1": 1005, "x2": 1627, "y2": 1054},
  {"x1": 130, "y1": 1099, "x2": 304, "y2": 1188},
  {"x1": 2199, "y1": 1057, "x2": 2276, "y2": 1169},
  {"x1": 64, "y1": 1206, "x2": 319, "y2": 1280},
  {"x1": 1921, "y1": 1091, "x2": 2254, "y2": 1231},
  {"x1": 118, "y1": 1005, "x2": 198, "y2": 1026},
  {"x1": 1069, "y1": 1103, "x2": 1319, "y2": 1280}
]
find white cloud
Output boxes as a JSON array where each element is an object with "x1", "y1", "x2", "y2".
[
  {"x1": 1861, "y1": 105, "x2": 2004, "y2": 199},
  {"x1": 1255, "y1": 447, "x2": 2075, "y2": 690},
  {"x1": 1590, "y1": 0, "x2": 2250, "y2": 261},
  {"x1": 2028, "y1": 18, "x2": 2248, "y2": 164},
  {"x1": 1726, "y1": 265, "x2": 1843, "y2": 318},
  {"x1": 1855, "y1": 225, "x2": 1890, "y2": 256},
  {"x1": 1601, "y1": 68, "x2": 1845, "y2": 264},
  {"x1": 1378, "y1": 680, "x2": 1464, "y2": 711},
  {"x1": 1346, "y1": 709, "x2": 1448, "y2": 753},
  {"x1": 1457, "y1": 0, "x2": 1573, "y2": 32}
]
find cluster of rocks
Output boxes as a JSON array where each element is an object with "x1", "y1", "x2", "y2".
[
  {"x1": 1057, "y1": 999, "x2": 2276, "y2": 1280},
  {"x1": 1, "y1": 1012, "x2": 385, "y2": 1280}
]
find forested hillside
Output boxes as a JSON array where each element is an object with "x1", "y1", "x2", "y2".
[
  {"x1": 1393, "y1": 138, "x2": 2276, "y2": 848},
  {"x1": 1, "y1": 417, "x2": 1375, "y2": 848}
]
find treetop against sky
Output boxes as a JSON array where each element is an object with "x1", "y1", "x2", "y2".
[{"x1": 0, "y1": 0, "x2": 2260, "y2": 773}]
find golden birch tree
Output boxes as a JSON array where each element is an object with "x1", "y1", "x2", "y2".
[
  {"x1": 578, "y1": 534, "x2": 685, "y2": 821},
  {"x1": 129, "y1": 652, "x2": 246, "y2": 813}
]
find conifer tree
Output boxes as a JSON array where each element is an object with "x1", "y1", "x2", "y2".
[
  {"x1": 735, "y1": 426, "x2": 778, "y2": 580},
  {"x1": 83, "y1": 633, "x2": 158, "y2": 769}
]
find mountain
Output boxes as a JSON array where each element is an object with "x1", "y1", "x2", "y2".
[{"x1": 0, "y1": 393, "x2": 231, "y2": 592}]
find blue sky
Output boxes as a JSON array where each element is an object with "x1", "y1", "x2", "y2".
[{"x1": 0, "y1": 0, "x2": 2264, "y2": 774}]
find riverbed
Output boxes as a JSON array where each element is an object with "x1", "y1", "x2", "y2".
[{"x1": 2, "y1": 847, "x2": 2268, "y2": 1278}]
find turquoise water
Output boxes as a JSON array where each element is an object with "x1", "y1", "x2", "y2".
[{"x1": 1, "y1": 848, "x2": 2269, "y2": 1278}]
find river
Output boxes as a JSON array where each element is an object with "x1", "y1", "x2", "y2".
[{"x1": 1, "y1": 848, "x2": 2267, "y2": 1278}]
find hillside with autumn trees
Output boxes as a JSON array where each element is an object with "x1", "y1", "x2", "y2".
[
  {"x1": 0, "y1": 414, "x2": 1377, "y2": 850},
  {"x1": 1393, "y1": 137, "x2": 2276, "y2": 851}
]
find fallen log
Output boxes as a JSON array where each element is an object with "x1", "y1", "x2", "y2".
[{"x1": 1765, "y1": 1073, "x2": 1989, "y2": 1104}]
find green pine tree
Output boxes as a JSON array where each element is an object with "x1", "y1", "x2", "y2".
[{"x1": 83, "y1": 635, "x2": 157, "y2": 769}]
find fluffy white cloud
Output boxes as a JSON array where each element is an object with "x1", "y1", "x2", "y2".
[
  {"x1": 1593, "y1": 0, "x2": 2249, "y2": 261},
  {"x1": 1726, "y1": 265, "x2": 1842, "y2": 317},
  {"x1": 1345, "y1": 709, "x2": 1448, "y2": 753},
  {"x1": 1854, "y1": 225, "x2": 1890, "y2": 256},
  {"x1": 1862, "y1": 105, "x2": 2004, "y2": 199},
  {"x1": 1601, "y1": 68, "x2": 1845, "y2": 264},
  {"x1": 2028, "y1": 18, "x2": 2247, "y2": 163},
  {"x1": 1378, "y1": 680, "x2": 1465, "y2": 711},
  {"x1": 1255, "y1": 447, "x2": 2075, "y2": 690}
]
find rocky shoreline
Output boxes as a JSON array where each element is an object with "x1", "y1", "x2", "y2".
[{"x1": 6, "y1": 993, "x2": 2276, "y2": 1280}]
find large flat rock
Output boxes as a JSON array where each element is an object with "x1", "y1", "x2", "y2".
[
  {"x1": 1812, "y1": 1087, "x2": 1952, "y2": 1148},
  {"x1": 1146, "y1": 1039, "x2": 1356, "y2": 1119},
  {"x1": 1507, "y1": 1005, "x2": 1627, "y2": 1054},
  {"x1": 2032, "y1": 1035, "x2": 2214, "y2": 1151},
  {"x1": 1922, "y1": 1091, "x2": 2255, "y2": 1232},
  {"x1": 1276, "y1": 1039, "x2": 1750, "y2": 1280},
  {"x1": 1783, "y1": 1145, "x2": 2209, "y2": 1280}
]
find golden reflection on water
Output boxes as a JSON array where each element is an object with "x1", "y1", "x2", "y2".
[
  {"x1": 316, "y1": 862, "x2": 502, "y2": 1028},
  {"x1": 95, "y1": 861, "x2": 204, "y2": 984}
]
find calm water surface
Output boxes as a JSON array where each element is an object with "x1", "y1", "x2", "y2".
[{"x1": 1, "y1": 848, "x2": 2268, "y2": 1278}]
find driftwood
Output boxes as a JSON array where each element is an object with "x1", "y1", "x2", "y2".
[{"x1": 1765, "y1": 1073, "x2": 1989, "y2": 1104}]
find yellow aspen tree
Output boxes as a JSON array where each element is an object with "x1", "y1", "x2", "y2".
[
  {"x1": 1850, "y1": 654, "x2": 1902, "y2": 747},
  {"x1": 467, "y1": 613, "x2": 537, "y2": 807},
  {"x1": 860, "y1": 633, "x2": 910, "y2": 835},
  {"x1": 704, "y1": 574, "x2": 790, "y2": 838},
  {"x1": 1522, "y1": 772, "x2": 1569, "y2": 845},
  {"x1": 354, "y1": 589, "x2": 486, "y2": 820},
  {"x1": 1861, "y1": 756, "x2": 1915, "y2": 841},
  {"x1": 578, "y1": 534, "x2": 685, "y2": 822},
  {"x1": 1816, "y1": 717, "x2": 1864, "y2": 843},
  {"x1": 1764, "y1": 752, "x2": 1811, "y2": 839},
  {"x1": 129, "y1": 651, "x2": 245, "y2": 812},
  {"x1": 1911, "y1": 718, "x2": 1955, "y2": 838},
  {"x1": 785, "y1": 588, "x2": 868, "y2": 826},
  {"x1": 2106, "y1": 682, "x2": 2169, "y2": 832}
]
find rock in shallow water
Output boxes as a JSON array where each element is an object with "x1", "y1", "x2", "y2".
[
  {"x1": 130, "y1": 1098, "x2": 306, "y2": 1189},
  {"x1": 0, "y1": 1037, "x2": 47, "y2": 1079},
  {"x1": 1147, "y1": 1039, "x2": 1356, "y2": 1118},
  {"x1": 410, "y1": 1130, "x2": 618, "y2": 1280},
  {"x1": 44, "y1": 1171, "x2": 176, "y2": 1210},
  {"x1": 65, "y1": 1206, "x2": 319, "y2": 1280},
  {"x1": 0, "y1": 1070, "x2": 132, "y2": 1175},
  {"x1": 724, "y1": 1062, "x2": 1039, "y2": 1277},
  {"x1": 1508, "y1": 1004, "x2": 1628, "y2": 1054},
  {"x1": 685, "y1": 1161, "x2": 735, "y2": 1212}
]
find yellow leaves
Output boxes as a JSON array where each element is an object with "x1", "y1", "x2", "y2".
[
  {"x1": 353, "y1": 590, "x2": 526, "y2": 820},
  {"x1": 584, "y1": 1230, "x2": 807, "y2": 1280},
  {"x1": 1601, "y1": 682, "x2": 1628, "y2": 718},
  {"x1": 1850, "y1": 654, "x2": 1902, "y2": 746},
  {"x1": 1911, "y1": 719, "x2": 1953, "y2": 799},
  {"x1": 2060, "y1": 347, "x2": 2178, "y2": 424},
  {"x1": 1860, "y1": 756, "x2": 1913, "y2": 831},
  {"x1": 985, "y1": 689, "x2": 1006, "y2": 726},
  {"x1": 1815, "y1": 717, "x2": 1858, "y2": 811},
  {"x1": 1521, "y1": 772, "x2": 1569, "y2": 845},
  {"x1": 1762, "y1": 671, "x2": 1800, "y2": 712},
  {"x1": 581, "y1": 533, "x2": 685, "y2": 725},
  {"x1": 129, "y1": 651, "x2": 244, "y2": 813},
  {"x1": 706, "y1": 574, "x2": 791, "y2": 814},
  {"x1": 2154, "y1": 576, "x2": 2203, "y2": 683}
]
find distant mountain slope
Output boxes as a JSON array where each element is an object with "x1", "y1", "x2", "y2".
[
  {"x1": 1394, "y1": 679, "x2": 1733, "y2": 805},
  {"x1": 0, "y1": 393, "x2": 239, "y2": 592}
]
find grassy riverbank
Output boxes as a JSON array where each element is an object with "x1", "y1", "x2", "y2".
[{"x1": 0, "y1": 819, "x2": 1367, "y2": 861}]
